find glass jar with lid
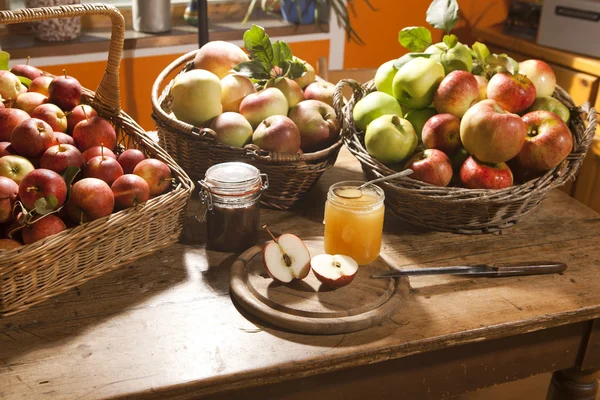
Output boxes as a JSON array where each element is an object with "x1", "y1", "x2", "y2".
[{"x1": 199, "y1": 162, "x2": 268, "y2": 253}]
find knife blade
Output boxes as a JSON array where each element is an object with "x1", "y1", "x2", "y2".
[{"x1": 370, "y1": 261, "x2": 567, "y2": 279}]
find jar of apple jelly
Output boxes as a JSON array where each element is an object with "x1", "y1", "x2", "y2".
[{"x1": 199, "y1": 162, "x2": 268, "y2": 253}]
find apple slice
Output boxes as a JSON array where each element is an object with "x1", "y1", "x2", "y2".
[
  {"x1": 262, "y1": 225, "x2": 311, "y2": 283},
  {"x1": 310, "y1": 254, "x2": 359, "y2": 289}
]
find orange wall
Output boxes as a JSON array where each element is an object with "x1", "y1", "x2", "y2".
[{"x1": 344, "y1": 0, "x2": 509, "y2": 68}]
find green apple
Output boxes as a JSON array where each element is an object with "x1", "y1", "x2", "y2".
[
  {"x1": 392, "y1": 57, "x2": 445, "y2": 109},
  {"x1": 404, "y1": 107, "x2": 437, "y2": 142},
  {"x1": 425, "y1": 42, "x2": 473, "y2": 74},
  {"x1": 209, "y1": 112, "x2": 253, "y2": 147},
  {"x1": 171, "y1": 69, "x2": 223, "y2": 127},
  {"x1": 353, "y1": 92, "x2": 403, "y2": 131},
  {"x1": 374, "y1": 59, "x2": 399, "y2": 96},
  {"x1": 526, "y1": 96, "x2": 570, "y2": 123},
  {"x1": 365, "y1": 115, "x2": 418, "y2": 164}
]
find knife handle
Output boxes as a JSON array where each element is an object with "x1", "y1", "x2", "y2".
[{"x1": 492, "y1": 261, "x2": 567, "y2": 277}]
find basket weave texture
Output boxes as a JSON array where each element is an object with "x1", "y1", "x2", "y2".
[
  {"x1": 335, "y1": 79, "x2": 597, "y2": 234},
  {"x1": 0, "y1": 4, "x2": 194, "y2": 316},
  {"x1": 151, "y1": 52, "x2": 343, "y2": 210}
]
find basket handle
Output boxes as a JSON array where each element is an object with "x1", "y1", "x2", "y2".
[
  {"x1": 334, "y1": 79, "x2": 368, "y2": 137},
  {"x1": 0, "y1": 4, "x2": 125, "y2": 112}
]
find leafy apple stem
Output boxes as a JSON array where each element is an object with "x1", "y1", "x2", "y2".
[{"x1": 263, "y1": 224, "x2": 292, "y2": 267}]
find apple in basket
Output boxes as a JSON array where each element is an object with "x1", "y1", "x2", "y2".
[
  {"x1": 374, "y1": 59, "x2": 400, "y2": 96},
  {"x1": 40, "y1": 143, "x2": 85, "y2": 174},
  {"x1": 72, "y1": 115, "x2": 117, "y2": 153},
  {"x1": 424, "y1": 41, "x2": 473, "y2": 74},
  {"x1": 111, "y1": 174, "x2": 150, "y2": 210},
  {"x1": 0, "y1": 142, "x2": 16, "y2": 157},
  {"x1": 310, "y1": 254, "x2": 359, "y2": 288},
  {"x1": 52, "y1": 132, "x2": 76, "y2": 146},
  {"x1": 67, "y1": 105, "x2": 98, "y2": 134},
  {"x1": 303, "y1": 80, "x2": 336, "y2": 108},
  {"x1": 10, "y1": 58, "x2": 43, "y2": 81},
  {"x1": 288, "y1": 100, "x2": 340, "y2": 153},
  {"x1": 0, "y1": 70, "x2": 23, "y2": 102},
  {"x1": 527, "y1": 97, "x2": 570, "y2": 123},
  {"x1": 31, "y1": 103, "x2": 68, "y2": 133},
  {"x1": 67, "y1": 177, "x2": 115, "y2": 224},
  {"x1": 392, "y1": 57, "x2": 445, "y2": 109},
  {"x1": 487, "y1": 72, "x2": 536, "y2": 114},
  {"x1": 404, "y1": 149, "x2": 453, "y2": 187},
  {"x1": 262, "y1": 225, "x2": 311, "y2": 283},
  {"x1": 0, "y1": 108, "x2": 29, "y2": 141},
  {"x1": 29, "y1": 76, "x2": 54, "y2": 97},
  {"x1": 171, "y1": 69, "x2": 223, "y2": 128},
  {"x1": 193, "y1": 40, "x2": 250, "y2": 79},
  {"x1": 364, "y1": 115, "x2": 418, "y2": 164},
  {"x1": 21, "y1": 214, "x2": 67, "y2": 245},
  {"x1": 84, "y1": 154, "x2": 124, "y2": 186},
  {"x1": 292, "y1": 57, "x2": 316, "y2": 89},
  {"x1": 266, "y1": 77, "x2": 304, "y2": 108},
  {"x1": 10, "y1": 118, "x2": 55, "y2": 159},
  {"x1": 460, "y1": 99, "x2": 526, "y2": 164},
  {"x1": 421, "y1": 113, "x2": 462, "y2": 156},
  {"x1": 0, "y1": 155, "x2": 35, "y2": 185},
  {"x1": 518, "y1": 59, "x2": 557, "y2": 98},
  {"x1": 352, "y1": 91, "x2": 403, "y2": 131},
  {"x1": 18, "y1": 168, "x2": 68, "y2": 211},
  {"x1": 14, "y1": 92, "x2": 47, "y2": 115},
  {"x1": 118, "y1": 149, "x2": 146, "y2": 175},
  {"x1": 0, "y1": 238, "x2": 21, "y2": 250},
  {"x1": 82, "y1": 145, "x2": 117, "y2": 163},
  {"x1": 433, "y1": 70, "x2": 479, "y2": 119},
  {"x1": 48, "y1": 71, "x2": 82, "y2": 111},
  {"x1": 252, "y1": 115, "x2": 301, "y2": 154},
  {"x1": 133, "y1": 159, "x2": 173, "y2": 196},
  {"x1": 220, "y1": 74, "x2": 256, "y2": 113},
  {"x1": 239, "y1": 87, "x2": 289, "y2": 128},
  {"x1": 0, "y1": 176, "x2": 18, "y2": 223},
  {"x1": 209, "y1": 112, "x2": 254, "y2": 148},
  {"x1": 460, "y1": 156, "x2": 513, "y2": 189},
  {"x1": 404, "y1": 107, "x2": 437, "y2": 142}
]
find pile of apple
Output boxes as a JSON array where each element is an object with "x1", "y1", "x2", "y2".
[
  {"x1": 355, "y1": 37, "x2": 573, "y2": 189},
  {"x1": 169, "y1": 25, "x2": 341, "y2": 155},
  {"x1": 262, "y1": 226, "x2": 358, "y2": 289},
  {"x1": 0, "y1": 58, "x2": 173, "y2": 250}
]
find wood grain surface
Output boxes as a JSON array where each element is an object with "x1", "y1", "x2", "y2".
[
  {"x1": 229, "y1": 238, "x2": 405, "y2": 335},
  {"x1": 0, "y1": 148, "x2": 599, "y2": 399}
]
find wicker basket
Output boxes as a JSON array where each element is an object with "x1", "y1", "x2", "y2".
[
  {"x1": 0, "y1": 4, "x2": 194, "y2": 316},
  {"x1": 151, "y1": 51, "x2": 343, "y2": 210},
  {"x1": 334, "y1": 79, "x2": 597, "y2": 234}
]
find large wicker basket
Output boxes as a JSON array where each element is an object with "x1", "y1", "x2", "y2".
[
  {"x1": 334, "y1": 79, "x2": 597, "y2": 234},
  {"x1": 0, "y1": 4, "x2": 194, "y2": 316},
  {"x1": 151, "y1": 51, "x2": 343, "y2": 210}
]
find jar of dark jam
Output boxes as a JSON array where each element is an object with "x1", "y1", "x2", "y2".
[{"x1": 199, "y1": 162, "x2": 268, "y2": 253}]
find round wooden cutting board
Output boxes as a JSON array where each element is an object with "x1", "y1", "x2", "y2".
[{"x1": 229, "y1": 237, "x2": 403, "y2": 335}]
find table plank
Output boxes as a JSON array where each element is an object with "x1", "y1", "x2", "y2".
[{"x1": 1, "y1": 148, "x2": 599, "y2": 400}]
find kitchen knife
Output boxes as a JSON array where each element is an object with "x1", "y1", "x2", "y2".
[{"x1": 370, "y1": 261, "x2": 567, "y2": 279}]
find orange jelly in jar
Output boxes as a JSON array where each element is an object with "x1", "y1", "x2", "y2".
[{"x1": 324, "y1": 181, "x2": 385, "y2": 265}]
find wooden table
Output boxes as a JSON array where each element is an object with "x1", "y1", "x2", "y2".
[{"x1": 1, "y1": 148, "x2": 599, "y2": 400}]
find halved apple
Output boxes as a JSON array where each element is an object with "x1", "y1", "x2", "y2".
[
  {"x1": 262, "y1": 233, "x2": 311, "y2": 283},
  {"x1": 310, "y1": 254, "x2": 359, "y2": 288}
]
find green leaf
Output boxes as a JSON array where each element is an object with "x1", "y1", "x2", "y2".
[
  {"x1": 272, "y1": 41, "x2": 293, "y2": 67},
  {"x1": 426, "y1": 0, "x2": 459, "y2": 33},
  {"x1": 243, "y1": 25, "x2": 275, "y2": 70},
  {"x1": 233, "y1": 61, "x2": 271, "y2": 80},
  {"x1": 398, "y1": 26, "x2": 432, "y2": 52},
  {"x1": 17, "y1": 76, "x2": 32, "y2": 88},
  {"x1": 34, "y1": 195, "x2": 58, "y2": 216},
  {"x1": 443, "y1": 34, "x2": 458, "y2": 49},
  {"x1": 393, "y1": 52, "x2": 432, "y2": 70},
  {"x1": 286, "y1": 59, "x2": 307, "y2": 80},
  {"x1": 0, "y1": 51, "x2": 9, "y2": 71},
  {"x1": 486, "y1": 54, "x2": 517, "y2": 75},
  {"x1": 472, "y1": 42, "x2": 490, "y2": 65},
  {"x1": 61, "y1": 166, "x2": 81, "y2": 200}
]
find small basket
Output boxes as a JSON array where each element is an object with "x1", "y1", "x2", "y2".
[
  {"x1": 0, "y1": 4, "x2": 194, "y2": 316},
  {"x1": 334, "y1": 79, "x2": 597, "y2": 234},
  {"x1": 151, "y1": 51, "x2": 343, "y2": 210}
]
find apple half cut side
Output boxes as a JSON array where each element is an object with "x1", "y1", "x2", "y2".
[
  {"x1": 262, "y1": 233, "x2": 311, "y2": 284},
  {"x1": 310, "y1": 254, "x2": 359, "y2": 289}
]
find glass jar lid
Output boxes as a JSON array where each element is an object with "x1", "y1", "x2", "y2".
[{"x1": 202, "y1": 162, "x2": 263, "y2": 196}]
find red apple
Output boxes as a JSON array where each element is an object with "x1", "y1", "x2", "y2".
[
  {"x1": 84, "y1": 155, "x2": 124, "y2": 186},
  {"x1": 111, "y1": 174, "x2": 150, "y2": 209},
  {"x1": 0, "y1": 238, "x2": 22, "y2": 250},
  {"x1": 18, "y1": 168, "x2": 67, "y2": 211},
  {"x1": 288, "y1": 100, "x2": 340, "y2": 153},
  {"x1": 303, "y1": 81, "x2": 336, "y2": 108},
  {"x1": 518, "y1": 59, "x2": 556, "y2": 98},
  {"x1": 29, "y1": 76, "x2": 53, "y2": 97},
  {"x1": 310, "y1": 253, "x2": 358, "y2": 288},
  {"x1": 433, "y1": 70, "x2": 480, "y2": 118},
  {"x1": 404, "y1": 149, "x2": 453, "y2": 187},
  {"x1": 193, "y1": 40, "x2": 250, "y2": 79},
  {"x1": 252, "y1": 115, "x2": 301, "y2": 154},
  {"x1": 220, "y1": 74, "x2": 257, "y2": 113},
  {"x1": 460, "y1": 156, "x2": 513, "y2": 189},
  {"x1": 239, "y1": 87, "x2": 289, "y2": 128},
  {"x1": 82, "y1": 145, "x2": 117, "y2": 163},
  {"x1": 0, "y1": 176, "x2": 19, "y2": 223},
  {"x1": 133, "y1": 159, "x2": 172, "y2": 196},
  {"x1": 14, "y1": 92, "x2": 47, "y2": 115},
  {"x1": 515, "y1": 110, "x2": 573, "y2": 172},
  {"x1": 0, "y1": 142, "x2": 16, "y2": 157},
  {"x1": 21, "y1": 214, "x2": 67, "y2": 244},
  {"x1": 48, "y1": 71, "x2": 82, "y2": 111},
  {"x1": 460, "y1": 99, "x2": 527, "y2": 163},
  {"x1": 67, "y1": 105, "x2": 98, "y2": 134},
  {"x1": 31, "y1": 103, "x2": 68, "y2": 132},
  {"x1": 0, "y1": 108, "x2": 30, "y2": 141},
  {"x1": 421, "y1": 113, "x2": 462, "y2": 156},
  {"x1": 487, "y1": 72, "x2": 536, "y2": 114},
  {"x1": 72, "y1": 116, "x2": 117, "y2": 152},
  {"x1": 66, "y1": 178, "x2": 115, "y2": 224},
  {"x1": 40, "y1": 143, "x2": 85, "y2": 174},
  {"x1": 262, "y1": 233, "x2": 311, "y2": 283},
  {"x1": 117, "y1": 149, "x2": 146, "y2": 174},
  {"x1": 0, "y1": 155, "x2": 35, "y2": 185},
  {"x1": 10, "y1": 59, "x2": 43, "y2": 81},
  {"x1": 10, "y1": 118, "x2": 55, "y2": 158},
  {"x1": 52, "y1": 132, "x2": 76, "y2": 146}
]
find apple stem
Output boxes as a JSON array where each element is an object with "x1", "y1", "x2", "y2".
[
  {"x1": 101, "y1": 144, "x2": 104, "y2": 160},
  {"x1": 263, "y1": 224, "x2": 292, "y2": 267},
  {"x1": 26, "y1": 56, "x2": 30, "y2": 66},
  {"x1": 58, "y1": 143, "x2": 62, "y2": 152},
  {"x1": 81, "y1": 105, "x2": 88, "y2": 121},
  {"x1": 63, "y1": 69, "x2": 67, "y2": 79},
  {"x1": 26, "y1": 186, "x2": 39, "y2": 192}
]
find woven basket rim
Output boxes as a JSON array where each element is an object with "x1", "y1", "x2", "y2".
[
  {"x1": 150, "y1": 49, "x2": 344, "y2": 165},
  {"x1": 335, "y1": 78, "x2": 597, "y2": 201}
]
